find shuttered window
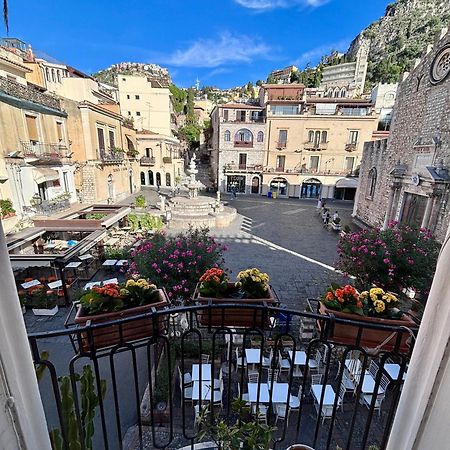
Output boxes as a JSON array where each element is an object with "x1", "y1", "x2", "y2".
[{"x1": 26, "y1": 115, "x2": 39, "y2": 142}]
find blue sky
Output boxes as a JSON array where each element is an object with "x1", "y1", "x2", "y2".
[{"x1": 5, "y1": 0, "x2": 388, "y2": 88}]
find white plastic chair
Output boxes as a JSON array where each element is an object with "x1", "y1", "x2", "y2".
[
  {"x1": 179, "y1": 374, "x2": 193, "y2": 404},
  {"x1": 248, "y1": 371, "x2": 259, "y2": 384},
  {"x1": 275, "y1": 403, "x2": 290, "y2": 426},
  {"x1": 237, "y1": 382, "x2": 250, "y2": 405},
  {"x1": 289, "y1": 386, "x2": 302, "y2": 409},
  {"x1": 177, "y1": 366, "x2": 193, "y2": 387},
  {"x1": 360, "y1": 392, "x2": 385, "y2": 416},
  {"x1": 213, "y1": 368, "x2": 223, "y2": 389},
  {"x1": 262, "y1": 348, "x2": 273, "y2": 368},
  {"x1": 235, "y1": 348, "x2": 247, "y2": 371},
  {"x1": 308, "y1": 350, "x2": 322, "y2": 374},
  {"x1": 278, "y1": 351, "x2": 291, "y2": 374},
  {"x1": 252, "y1": 404, "x2": 268, "y2": 424},
  {"x1": 201, "y1": 354, "x2": 210, "y2": 364},
  {"x1": 267, "y1": 368, "x2": 279, "y2": 385}
]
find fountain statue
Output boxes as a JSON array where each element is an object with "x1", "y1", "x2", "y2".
[{"x1": 167, "y1": 153, "x2": 237, "y2": 229}]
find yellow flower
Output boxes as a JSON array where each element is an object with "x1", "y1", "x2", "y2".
[
  {"x1": 360, "y1": 291, "x2": 368, "y2": 299},
  {"x1": 120, "y1": 288, "x2": 129, "y2": 296},
  {"x1": 148, "y1": 284, "x2": 157, "y2": 290},
  {"x1": 374, "y1": 300, "x2": 385, "y2": 313},
  {"x1": 370, "y1": 293, "x2": 378, "y2": 303},
  {"x1": 126, "y1": 279, "x2": 136, "y2": 288},
  {"x1": 370, "y1": 287, "x2": 385, "y2": 296}
]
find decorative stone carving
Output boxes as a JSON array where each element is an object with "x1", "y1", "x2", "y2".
[{"x1": 430, "y1": 44, "x2": 450, "y2": 84}]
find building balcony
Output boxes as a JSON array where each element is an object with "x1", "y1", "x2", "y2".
[
  {"x1": 98, "y1": 149, "x2": 124, "y2": 163},
  {"x1": 234, "y1": 141, "x2": 253, "y2": 148},
  {"x1": 140, "y1": 156, "x2": 156, "y2": 166},
  {"x1": 276, "y1": 141, "x2": 287, "y2": 149},
  {"x1": 163, "y1": 156, "x2": 172, "y2": 164},
  {"x1": 21, "y1": 142, "x2": 71, "y2": 160},
  {"x1": 30, "y1": 302, "x2": 411, "y2": 450},
  {"x1": 304, "y1": 142, "x2": 328, "y2": 151},
  {"x1": 345, "y1": 143, "x2": 358, "y2": 152},
  {"x1": 224, "y1": 164, "x2": 263, "y2": 173},
  {"x1": 223, "y1": 117, "x2": 265, "y2": 123}
]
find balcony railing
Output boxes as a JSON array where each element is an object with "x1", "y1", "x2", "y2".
[
  {"x1": 234, "y1": 141, "x2": 253, "y2": 148},
  {"x1": 224, "y1": 164, "x2": 263, "y2": 173},
  {"x1": 28, "y1": 302, "x2": 413, "y2": 450},
  {"x1": 140, "y1": 156, "x2": 156, "y2": 166},
  {"x1": 98, "y1": 149, "x2": 124, "y2": 163},
  {"x1": 304, "y1": 142, "x2": 328, "y2": 151},
  {"x1": 21, "y1": 141, "x2": 70, "y2": 159},
  {"x1": 345, "y1": 143, "x2": 358, "y2": 152},
  {"x1": 223, "y1": 117, "x2": 265, "y2": 123},
  {"x1": 276, "y1": 141, "x2": 287, "y2": 149}
]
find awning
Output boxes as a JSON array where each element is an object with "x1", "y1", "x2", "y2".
[
  {"x1": 33, "y1": 168, "x2": 59, "y2": 184},
  {"x1": 315, "y1": 103, "x2": 337, "y2": 115},
  {"x1": 0, "y1": 174, "x2": 8, "y2": 183},
  {"x1": 335, "y1": 178, "x2": 358, "y2": 189}
]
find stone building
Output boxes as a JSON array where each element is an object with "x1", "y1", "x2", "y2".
[
  {"x1": 0, "y1": 46, "x2": 77, "y2": 232},
  {"x1": 210, "y1": 103, "x2": 266, "y2": 194},
  {"x1": 354, "y1": 28, "x2": 450, "y2": 242}
]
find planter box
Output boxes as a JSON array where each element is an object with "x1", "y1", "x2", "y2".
[
  {"x1": 194, "y1": 283, "x2": 278, "y2": 328},
  {"x1": 32, "y1": 305, "x2": 59, "y2": 316},
  {"x1": 74, "y1": 289, "x2": 169, "y2": 350},
  {"x1": 318, "y1": 302, "x2": 415, "y2": 353}
]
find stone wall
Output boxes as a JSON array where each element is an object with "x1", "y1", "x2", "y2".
[{"x1": 355, "y1": 29, "x2": 450, "y2": 242}]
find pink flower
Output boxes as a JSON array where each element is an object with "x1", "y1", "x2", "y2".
[{"x1": 383, "y1": 258, "x2": 390, "y2": 264}]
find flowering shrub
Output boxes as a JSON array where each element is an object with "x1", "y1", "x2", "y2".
[
  {"x1": 198, "y1": 268, "x2": 229, "y2": 297},
  {"x1": 24, "y1": 285, "x2": 58, "y2": 309},
  {"x1": 337, "y1": 224, "x2": 440, "y2": 297},
  {"x1": 322, "y1": 284, "x2": 363, "y2": 315},
  {"x1": 131, "y1": 227, "x2": 227, "y2": 302},
  {"x1": 236, "y1": 268, "x2": 270, "y2": 299},
  {"x1": 79, "y1": 280, "x2": 160, "y2": 315},
  {"x1": 360, "y1": 287, "x2": 402, "y2": 318}
]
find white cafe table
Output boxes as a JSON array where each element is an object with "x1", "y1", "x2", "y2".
[
  {"x1": 65, "y1": 261, "x2": 82, "y2": 269},
  {"x1": 116, "y1": 260, "x2": 129, "y2": 267},
  {"x1": 47, "y1": 280, "x2": 63, "y2": 289},
  {"x1": 248, "y1": 383, "x2": 270, "y2": 403},
  {"x1": 192, "y1": 364, "x2": 212, "y2": 381},
  {"x1": 359, "y1": 372, "x2": 385, "y2": 394},
  {"x1": 21, "y1": 279, "x2": 41, "y2": 289},
  {"x1": 345, "y1": 359, "x2": 362, "y2": 378},
  {"x1": 288, "y1": 350, "x2": 307, "y2": 366},
  {"x1": 311, "y1": 384, "x2": 336, "y2": 405},
  {"x1": 102, "y1": 259, "x2": 118, "y2": 266},
  {"x1": 84, "y1": 281, "x2": 101, "y2": 290},
  {"x1": 78, "y1": 254, "x2": 93, "y2": 261},
  {"x1": 270, "y1": 383, "x2": 289, "y2": 404},
  {"x1": 192, "y1": 381, "x2": 213, "y2": 401},
  {"x1": 245, "y1": 349, "x2": 261, "y2": 365},
  {"x1": 384, "y1": 363, "x2": 407, "y2": 381}
]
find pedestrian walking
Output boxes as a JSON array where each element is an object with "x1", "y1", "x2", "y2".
[
  {"x1": 232, "y1": 187, "x2": 237, "y2": 199},
  {"x1": 317, "y1": 198, "x2": 322, "y2": 209},
  {"x1": 324, "y1": 210, "x2": 331, "y2": 227},
  {"x1": 333, "y1": 211, "x2": 339, "y2": 222}
]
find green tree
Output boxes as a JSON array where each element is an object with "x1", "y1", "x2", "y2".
[
  {"x1": 168, "y1": 84, "x2": 187, "y2": 114},
  {"x1": 256, "y1": 79, "x2": 263, "y2": 86}
]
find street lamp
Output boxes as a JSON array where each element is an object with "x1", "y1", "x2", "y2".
[{"x1": 32, "y1": 193, "x2": 42, "y2": 206}]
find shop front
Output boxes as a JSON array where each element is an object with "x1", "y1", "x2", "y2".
[
  {"x1": 226, "y1": 175, "x2": 246, "y2": 193},
  {"x1": 301, "y1": 178, "x2": 322, "y2": 199},
  {"x1": 270, "y1": 177, "x2": 288, "y2": 197}
]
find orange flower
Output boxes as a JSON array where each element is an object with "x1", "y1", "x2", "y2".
[{"x1": 326, "y1": 292, "x2": 334, "y2": 301}]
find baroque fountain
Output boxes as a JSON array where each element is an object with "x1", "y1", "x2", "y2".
[{"x1": 167, "y1": 154, "x2": 237, "y2": 229}]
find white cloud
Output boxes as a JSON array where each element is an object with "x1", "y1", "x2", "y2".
[
  {"x1": 162, "y1": 32, "x2": 271, "y2": 68},
  {"x1": 293, "y1": 39, "x2": 350, "y2": 68},
  {"x1": 234, "y1": 0, "x2": 329, "y2": 11}
]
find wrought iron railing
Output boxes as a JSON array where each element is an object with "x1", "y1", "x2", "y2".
[
  {"x1": 98, "y1": 149, "x2": 124, "y2": 163},
  {"x1": 21, "y1": 141, "x2": 70, "y2": 159},
  {"x1": 28, "y1": 302, "x2": 414, "y2": 450},
  {"x1": 140, "y1": 156, "x2": 156, "y2": 166}
]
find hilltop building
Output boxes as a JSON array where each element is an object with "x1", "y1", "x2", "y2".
[
  {"x1": 354, "y1": 28, "x2": 450, "y2": 243},
  {"x1": 269, "y1": 65, "x2": 298, "y2": 84},
  {"x1": 320, "y1": 40, "x2": 370, "y2": 98}
]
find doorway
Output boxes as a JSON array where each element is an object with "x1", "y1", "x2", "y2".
[
  {"x1": 251, "y1": 176, "x2": 260, "y2": 194},
  {"x1": 401, "y1": 193, "x2": 427, "y2": 227},
  {"x1": 301, "y1": 178, "x2": 321, "y2": 199}
]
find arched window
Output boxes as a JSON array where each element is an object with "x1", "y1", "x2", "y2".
[
  {"x1": 321, "y1": 131, "x2": 328, "y2": 143},
  {"x1": 327, "y1": 88, "x2": 333, "y2": 97},
  {"x1": 140, "y1": 172, "x2": 146, "y2": 185},
  {"x1": 340, "y1": 87, "x2": 347, "y2": 98},
  {"x1": 51, "y1": 69, "x2": 56, "y2": 82},
  {"x1": 57, "y1": 70, "x2": 61, "y2": 83},
  {"x1": 166, "y1": 173, "x2": 171, "y2": 187},
  {"x1": 156, "y1": 172, "x2": 161, "y2": 186},
  {"x1": 314, "y1": 131, "x2": 321, "y2": 146},
  {"x1": 148, "y1": 170, "x2": 154, "y2": 186},
  {"x1": 224, "y1": 130, "x2": 231, "y2": 142},
  {"x1": 257, "y1": 131, "x2": 264, "y2": 142},
  {"x1": 235, "y1": 129, "x2": 253, "y2": 143},
  {"x1": 45, "y1": 68, "x2": 50, "y2": 81},
  {"x1": 308, "y1": 130, "x2": 314, "y2": 143},
  {"x1": 333, "y1": 87, "x2": 340, "y2": 98},
  {"x1": 367, "y1": 168, "x2": 377, "y2": 199}
]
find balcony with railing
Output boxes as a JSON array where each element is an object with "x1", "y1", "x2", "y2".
[
  {"x1": 234, "y1": 140, "x2": 253, "y2": 148},
  {"x1": 98, "y1": 148, "x2": 124, "y2": 163},
  {"x1": 276, "y1": 141, "x2": 287, "y2": 149},
  {"x1": 345, "y1": 143, "x2": 358, "y2": 152},
  {"x1": 304, "y1": 142, "x2": 329, "y2": 151},
  {"x1": 140, "y1": 156, "x2": 156, "y2": 166},
  {"x1": 224, "y1": 164, "x2": 263, "y2": 173},
  {"x1": 21, "y1": 141, "x2": 71, "y2": 160},
  {"x1": 28, "y1": 302, "x2": 412, "y2": 450}
]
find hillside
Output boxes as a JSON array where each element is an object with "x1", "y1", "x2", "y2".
[
  {"x1": 270, "y1": 0, "x2": 450, "y2": 89},
  {"x1": 349, "y1": 0, "x2": 450, "y2": 86},
  {"x1": 92, "y1": 62, "x2": 171, "y2": 87}
]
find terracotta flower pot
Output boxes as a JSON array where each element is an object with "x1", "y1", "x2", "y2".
[
  {"x1": 318, "y1": 302, "x2": 416, "y2": 354},
  {"x1": 194, "y1": 283, "x2": 278, "y2": 328},
  {"x1": 74, "y1": 289, "x2": 169, "y2": 350}
]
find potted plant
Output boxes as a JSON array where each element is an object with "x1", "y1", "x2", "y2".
[
  {"x1": 27, "y1": 285, "x2": 59, "y2": 316},
  {"x1": 197, "y1": 399, "x2": 276, "y2": 450},
  {"x1": 74, "y1": 279, "x2": 169, "y2": 350},
  {"x1": 318, "y1": 284, "x2": 415, "y2": 353},
  {"x1": 135, "y1": 194, "x2": 146, "y2": 208},
  {"x1": 0, "y1": 199, "x2": 15, "y2": 219},
  {"x1": 194, "y1": 268, "x2": 278, "y2": 327}
]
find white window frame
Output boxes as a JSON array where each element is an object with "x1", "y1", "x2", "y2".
[
  {"x1": 348, "y1": 130, "x2": 359, "y2": 144},
  {"x1": 309, "y1": 155, "x2": 320, "y2": 172}
]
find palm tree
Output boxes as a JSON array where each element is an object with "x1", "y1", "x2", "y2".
[{"x1": 3, "y1": 0, "x2": 8, "y2": 33}]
